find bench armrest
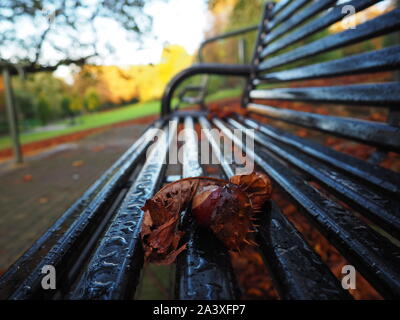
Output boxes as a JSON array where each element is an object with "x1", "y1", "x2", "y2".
[{"x1": 161, "y1": 63, "x2": 253, "y2": 116}]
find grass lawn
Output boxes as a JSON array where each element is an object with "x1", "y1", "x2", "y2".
[
  {"x1": 0, "y1": 88, "x2": 241, "y2": 150},
  {"x1": 205, "y1": 86, "x2": 242, "y2": 102},
  {"x1": 0, "y1": 100, "x2": 161, "y2": 150}
]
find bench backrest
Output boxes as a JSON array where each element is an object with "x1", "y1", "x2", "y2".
[{"x1": 243, "y1": 0, "x2": 400, "y2": 154}]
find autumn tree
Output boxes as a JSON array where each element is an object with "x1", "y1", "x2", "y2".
[
  {"x1": 84, "y1": 87, "x2": 101, "y2": 112},
  {"x1": 12, "y1": 72, "x2": 71, "y2": 121},
  {"x1": 71, "y1": 45, "x2": 193, "y2": 105},
  {"x1": 0, "y1": 0, "x2": 161, "y2": 74},
  {"x1": 36, "y1": 94, "x2": 51, "y2": 125},
  {"x1": 132, "y1": 45, "x2": 193, "y2": 102},
  {"x1": 204, "y1": 0, "x2": 267, "y2": 94}
]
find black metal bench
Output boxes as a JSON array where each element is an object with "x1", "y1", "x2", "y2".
[{"x1": 1, "y1": 0, "x2": 400, "y2": 300}]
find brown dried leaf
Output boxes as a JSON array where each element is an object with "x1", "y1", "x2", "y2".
[
  {"x1": 38, "y1": 197, "x2": 49, "y2": 204},
  {"x1": 141, "y1": 174, "x2": 271, "y2": 264},
  {"x1": 72, "y1": 160, "x2": 84, "y2": 167},
  {"x1": 23, "y1": 174, "x2": 33, "y2": 182},
  {"x1": 207, "y1": 104, "x2": 248, "y2": 120},
  {"x1": 141, "y1": 177, "x2": 226, "y2": 264}
]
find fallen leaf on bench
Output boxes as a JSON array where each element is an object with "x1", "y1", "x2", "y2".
[
  {"x1": 207, "y1": 103, "x2": 248, "y2": 119},
  {"x1": 296, "y1": 129, "x2": 308, "y2": 138},
  {"x1": 141, "y1": 172, "x2": 272, "y2": 264},
  {"x1": 141, "y1": 177, "x2": 223, "y2": 264}
]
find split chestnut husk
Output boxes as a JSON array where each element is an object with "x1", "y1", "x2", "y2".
[{"x1": 141, "y1": 172, "x2": 272, "y2": 264}]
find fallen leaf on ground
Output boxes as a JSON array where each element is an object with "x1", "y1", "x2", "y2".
[
  {"x1": 72, "y1": 160, "x2": 84, "y2": 167},
  {"x1": 91, "y1": 146, "x2": 106, "y2": 152},
  {"x1": 38, "y1": 197, "x2": 49, "y2": 204},
  {"x1": 23, "y1": 174, "x2": 33, "y2": 182}
]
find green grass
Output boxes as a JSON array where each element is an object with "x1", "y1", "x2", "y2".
[
  {"x1": 0, "y1": 88, "x2": 242, "y2": 150},
  {"x1": 205, "y1": 86, "x2": 242, "y2": 102},
  {"x1": 0, "y1": 100, "x2": 160, "y2": 150}
]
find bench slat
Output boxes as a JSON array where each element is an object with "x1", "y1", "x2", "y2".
[
  {"x1": 0, "y1": 121, "x2": 163, "y2": 300},
  {"x1": 175, "y1": 117, "x2": 239, "y2": 300},
  {"x1": 239, "y1": 117, "x2": 400, "y2": 196},
  {"x1": 260, "y1": 5, "x2": 399, "y2": 69},
  {"x1": 250, "y1": 83, "x2": 400, "y2": 107},
  {"x1": 256, "y1": 46, "x2": 400, "y2": 82},
  {"x1": 199, "y1": 117, "x2": 234, "y2": 178},
  {"x1": 69, "y1": 120, "x2": 178, "y2": 299},
  {"x1": 264, "y1": 0, "x2": 336, "y2": 46},
  {"x1": 267, "y1": 0, "x2": 309, "y2": 31},
  {"x1": 200, "y1": 117, "x2": 349, "y2": 300},
  {"x1": 247, "y1": 103, "x2": 400, "y2": 152},
  {"x1": 257, "y1": 203, "x2": 352, "y2": 300},
  {"x1": 270, "y1": 0, "x2": 293, "y2": 19},
  {"x1": 229, "y1": 118, "x2": 400, "y2": 239},
  {"x1": 261, "y1": 0, "x2": 380, "y2": 57},
  {"x1": 213, "y1": 118, "x2": 400, "y2": 299}
]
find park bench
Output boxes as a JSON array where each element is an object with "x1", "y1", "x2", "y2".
[{"x1": 1, "y1": 0, "x2": 400, "y2": 300}]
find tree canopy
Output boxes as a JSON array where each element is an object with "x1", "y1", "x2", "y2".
[{"x1": 0, "y1": 0, "x2": 158, "y2": 74}]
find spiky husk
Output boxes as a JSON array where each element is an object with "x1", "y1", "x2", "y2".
[
  {"x1": 193, "y1": 183, "x2": 258, "y2": 251},
  {"x1": 141, "y1": 173, "x2": 272, "y2": 264},
  {"x1": 230, "y1": 171, "x2": 272, "y2": 213}
]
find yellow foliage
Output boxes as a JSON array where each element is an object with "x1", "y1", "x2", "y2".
[
  {"x1": 74, "y1": 44, "x2": 193, "y2": 105},
  {"x1": 210, "y1": 0, "x2": 238, "y2": 15},
  {"x1": 128, "y1": 45, "x2": 193, "y2": 102},
  {"x1": 207, "y1": 0, "x2": 239, "y2": 34},
  {"x1": 70, "y1": 96, "x2": 83, "y2": 112},
  {"x1": 84, "y1": 87, "x2": 101, "y2": 111},
  {"x1": 95, "y1": 66, "x2": 137, "y2": 104}
]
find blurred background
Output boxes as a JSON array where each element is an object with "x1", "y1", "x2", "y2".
[{"x1": 0, "y1": 0, "x2": 399, "y2": 299}]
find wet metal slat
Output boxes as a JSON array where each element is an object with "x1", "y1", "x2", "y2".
[
  {"x1": 267, "y1": 0, "x2": 309, "y2": 31},
  {"x1": 175, "y1": 116, "x2": 238, "y2": 300},
  {"x1": 261, "y1": 0, "x2": 381, "y2": 58},
  {"x1": 69, "y1": 120, "x2": 178, "y2": 299},
  {"x1": 228, "y1": 118, "x2": 400, "y2": 240},
  {"x1": 260, "y1": 3, "x2": 397, "y2": 69},
  {"x1": 213, "y1": 118, "x2": 400, "y2": 299},
  {"x1": 1, "y1": 121, "x2": 163, "y2": 300},
  {"x1": 250, "y1": 83, "x2": 400, "y2": 107},
  {"x1": 200, "y1": 117, "x2": 349, "y2": 300},
  {"x1": 198, "y1": 116, "x2": 234, "y2": 178},
  {"x1": 258, "y1": 203, "x2": 352, "y2": 300},
  {"x1": 270, "y1": 0, "x2": 293, "y2": 18},
  {"x1": 264, "y1": 0, "x2": 336, "y2": 46},
  {"x1": 240, "y1": 117, "x2": 400, "y2": 196},
  {"x1": 257, "y1": 46, "x2": 400, "y2": 82},
  {"x1": 247, "y1": 104, "x2": 400, "y2": 152}
]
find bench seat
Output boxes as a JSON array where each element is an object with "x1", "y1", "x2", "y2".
[{"x1": 1, "y1": 0, "x2": 399, "y2": 300}]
